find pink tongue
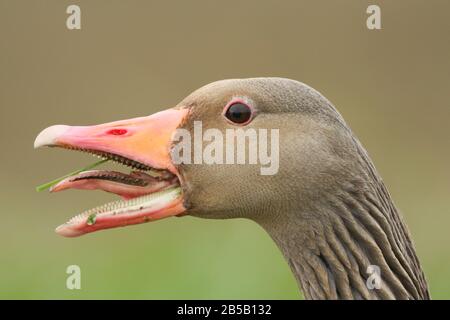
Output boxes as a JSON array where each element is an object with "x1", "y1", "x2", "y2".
[{"x1": 50, "y1": 170, "x2": 173, "y2": 199}]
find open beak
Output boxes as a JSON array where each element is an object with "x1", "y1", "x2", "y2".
[{"x1": 34, "y1": 108, "x2": 189, "y2": 237}]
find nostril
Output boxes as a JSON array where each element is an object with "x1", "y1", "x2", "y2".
[{"x1": 107, "y1": 129, "x2": 128, "y2": 136}]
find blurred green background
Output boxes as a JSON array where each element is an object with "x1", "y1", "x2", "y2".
[{"x1": 1, "y1": 0, "x2": 449, "y2": 299}]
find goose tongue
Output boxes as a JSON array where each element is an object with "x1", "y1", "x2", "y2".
[{"x1": 50, "y1": 170, "x2": 175, "y2": 199}]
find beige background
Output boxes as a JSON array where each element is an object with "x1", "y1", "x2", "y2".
[{"x1": 1, "y1": 0, "x2": 449, "y2": 298}]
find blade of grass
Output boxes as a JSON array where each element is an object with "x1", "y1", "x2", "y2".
[{"x1": 36, "y1": 159, "x2": 109, "y2": 192}]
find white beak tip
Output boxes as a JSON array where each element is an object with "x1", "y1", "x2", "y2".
[{"x1": 34, "y1": 125, "x2": 70, "y2": 149}]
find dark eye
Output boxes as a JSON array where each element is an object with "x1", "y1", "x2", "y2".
[{"x1": 224, "y1": 102, "x2": 253, "y2": 124}]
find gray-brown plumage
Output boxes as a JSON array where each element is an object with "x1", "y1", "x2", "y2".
[{"x1": 175, "y1": 78, "x2": 430, "y2": 299}]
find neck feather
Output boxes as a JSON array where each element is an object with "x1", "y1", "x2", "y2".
[{"x1": 258, "y1": 140, "x2": 430, "y2": 300}]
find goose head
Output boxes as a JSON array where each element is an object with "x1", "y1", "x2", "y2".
[{"x1": 34, "y1": 78, "x2": 430, "y2": 299}]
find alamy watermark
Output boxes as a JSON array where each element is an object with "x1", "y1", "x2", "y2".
[
  {"x1": 171, "y1": 121, "x2": 279, "y2": 176},
  {"x1": 66, "y1": 5, "x2": 81, "y2": 30},
  {"x1": 366, "y1": 264, "x2": 382, "y2": 290},
  {"x1": 66, "y1": 265, "x2": 81, "y2": 290},
  {"x1": 366, "y1": 5, "x2": 381, "y2": 30},
  {"x1": 65, "y1": 4, "x2": 381, "y2": 31}
]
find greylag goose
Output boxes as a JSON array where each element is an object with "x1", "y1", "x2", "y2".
[{"x1": 34, "y1": 78, "x2": 430, "y2": 300}]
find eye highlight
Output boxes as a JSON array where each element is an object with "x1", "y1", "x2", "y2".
[{"x1": 223, "y1": 101, "x2": 253, "y2": 125}]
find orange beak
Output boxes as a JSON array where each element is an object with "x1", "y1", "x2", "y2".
[{"x1": 34, "y1": 108, "x2": 189, "y2": 237}]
